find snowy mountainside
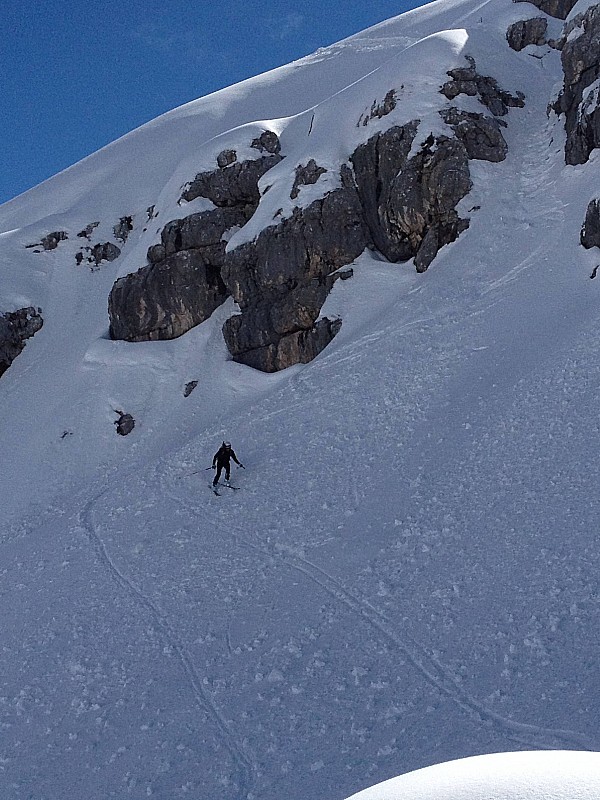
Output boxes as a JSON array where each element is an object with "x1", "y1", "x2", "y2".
[{"x1": 1, "y1": 0, "x2": 600, "y2": 798}]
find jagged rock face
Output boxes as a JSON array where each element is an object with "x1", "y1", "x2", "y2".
[
  {"x1": 581, "y1": 199, "x2": 600, "y2": 248},
  {"x1": 554, "y1": 5, "x2": 600, "y2": 165},
  {"x1": 76, "y1": 241, "x2": 122, "y2": 268},
  {"x1": 352, "y1": 125, "x2": 473, "y2": 271},
  {"x1": 108, "y1": 141, "x2": 281, "y2": 342},
  {"x1": 358, "y1": 89, "x2": 398, "y2": 126},
  {"x1": 441, "y1": 108, "x2": 509, "y2": 162},
  {"x1": 514, "y1": 0, "x2": 578, "y2": 19},
  {"x1": 181, "y1": 152, "x2": 282, "y2": 206},
  {"x1": 0, "y1": 318, "x2": 22, "y2": 377},
  {"x1": 441, "y1": 57, "x2": 525, "y2": 116},
  {"x1": 0, "y1": 307, "x2": 43, "y2": 378},
  {"x1": 159, "y1": 208, "x2": 248, "y2": 257},
  {"x1": 77, "y1": 222, "x2": 100, "y2": 240},
  {"x1": 506, "y1": 17, "x2": 548, "y2": 51},
  {"x1": 251, "y1": 130, "x2": 281, "y2": 154},
  {"x1": 109, "y1": 248, "x2": 228, "y2": 342},
  {"x1": 222, "y1": 182, "x2": 369, "y2": 371},
  {"x1": 290, "y1": 160, "x2": 327, "y2": 199},
  {"x1": 350, "y1": 122, "x2": 419, "y2": 262},
  {"x1": 113, "y1": 216, "x2": 134, "y2": 243},
  {"x1": 109, "y1": 86, "x2": 514, "y2": 370}
]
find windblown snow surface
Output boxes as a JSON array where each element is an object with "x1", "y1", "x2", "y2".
[{"x1": 1, "y1": 0, "x2": 600, "y2": 797}]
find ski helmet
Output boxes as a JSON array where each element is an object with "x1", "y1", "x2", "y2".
[{"x1": 224, "y1": 441, "x2": 231, "y2": 448}]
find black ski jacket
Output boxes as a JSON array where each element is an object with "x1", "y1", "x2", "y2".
[{"x1": 213, "y1": 445, "x2": 241, "y2": 468}]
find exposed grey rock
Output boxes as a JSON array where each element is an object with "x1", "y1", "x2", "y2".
[
  {"x1": 160, "y1": 207, "x2": 249, "y2": 256},
  {"x1": 222, "y1": 183, "x2": 369, "y2": 371},
  {"x1": 351, "y1": 125, "x2": 472, "y2": 270},
  {"x1": 441, "y1": 56, "x2": 525, "y2": 115},
  {"x1": 110, "y1": 152, "x2": 284, "y2": 344},
  {"x1": 92, "y1": 242, "x2": 121, "y2": 264},
  {"x1": 581, "y1": 199, "x2": 600, "y2": 248},
  {"x1": 351, "y1": 122, "x2": 419, "y2": 262},
  {"x1": 0, "y1": 317, "x2": 22, "y2": 377},
  {"x1": 0, "y1": 307, "x2": 43, "y2": 378},
  {"x1": 553, "y1": 5, "x2": 600, "y2": 164},
  {"x1": 513, "y1": 0, "x2": 578, "y2": 20},
  {"x1": 77, "y1": 222, "x2": 100, "y2": 239},
  {"x1": 228, "y1": 317, "x2": 342, "y2": 373},
  {"x1": 184, "y1": 380, "x2": 198, "y2": 397},
  {"x1": 34, "y1": 231, "x2": 68, "y2": 250},
  {"x1": 114, "y1": 216, "x2": 134, "y2": 243},
  {"x1": 6, "y1": 307, "x2": 44, "y2": 340},
  {"x1": 217, "y1": 149, "x2": 237, "y2": 168},
  {"x1": 147, "y1": 243, "x2": 167, "y2": 264},
  {"x1": 111, "y1": 110, "x2": 503, "y2": 371},
  {"x1": 114, "y1": 411, "x2": 135, "y2": 436},
  {"x1": 251, "y1": 130, "x2": 281, "y2": 154},
  {"x1": 506, "y1": 17, "x2": 548, "y2": 50},
  {"x1": 290, "y1": 159, "x2": 327, "y2": 199},
  {"x1": 181, "y1": 153, "x2": 283, "y2": 206},
  {"x1": 441, "y1": 108, "x2": 509, "y2": 161},
  {"x1": 75, "y1": 241, "x2": 121, "y2": 268},
  {"x1": 358, "y1": 89, "x2": 398, "y2": 126},
  {"x1": 109, "y1": 248, "x2": 227, "y2": 341}
]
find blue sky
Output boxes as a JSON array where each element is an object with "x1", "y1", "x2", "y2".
[{"x1": 2, "y1": 1, "x2": 424, "y2": 205}]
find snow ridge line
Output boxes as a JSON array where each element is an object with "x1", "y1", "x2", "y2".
[{"x1": 76, "y1": 490, "x2": 258, "y2": 797}]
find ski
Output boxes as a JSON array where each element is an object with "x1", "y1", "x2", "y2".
[
  {"x1": 209, "y1": 484, "x2": 221, "y2": 496},
  {"x1": 216, "y1": 482, "x2": 241, "y2": 490}
]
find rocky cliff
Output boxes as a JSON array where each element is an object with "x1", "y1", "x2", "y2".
[{"x1": 107, "y1": 56, "x2": 519, "y2": 372}]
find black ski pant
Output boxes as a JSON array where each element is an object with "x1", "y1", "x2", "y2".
[{"x1": 213, "y1": 462, "x2": 231, "y2": 485}]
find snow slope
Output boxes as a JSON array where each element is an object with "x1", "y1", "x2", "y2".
[
  {"x1": 346, "y1": 751, "x2": 600, "y2": 800},
  {"x1": 1, "y1": 0, "x2": 600, "y2": 798}
]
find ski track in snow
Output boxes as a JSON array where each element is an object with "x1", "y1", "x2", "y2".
[
  {"x1": 76, "y1": 486, "x2": 259, "y2": 797},
  {"x1": 160, "y1": 475, "x2": 594, "y2": 755},
  {"x1": 3, "y1": 1, "x2": 600, "y2": 797}
]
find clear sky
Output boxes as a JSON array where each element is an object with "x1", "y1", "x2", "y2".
[{"x1": 2, "y1": 0, "x2": 425, "y2": 206}]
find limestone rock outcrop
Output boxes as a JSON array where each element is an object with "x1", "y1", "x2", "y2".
[
  {"x1": 553, "y1": 5, "x2": 600, "y2": 165},
  {"x1": 581, "y1": 199, "x2": 600, "y2": 248},
  {"x1": 506, "y1": 17, "x2": 548, "y2": 50},
  {"x1": 514, "y1": 0, "x2": 578, "y2": 19},
  {"x1": 0, "y1": 307, "x2": 43, "y2": 378},
  {"x1": 441, "y1": 108, "x2": 509, "y2": 162},
  {"x1": 441, "y1": 56, "x2": 525, "y2": 116},
  {"x1": 108, "y1": 64, "x2": 518, "y2": 371},
  {"x1": 108, "y1": 136, "x2": 283, "y2": 342},
  {"x1": 221, "y1": 174, "x2": 369, "y2": 372},
  {"x1": 351, "y1": 124, "x2": 472, "y2": 272},
  {"x1": 181, "y1": 151, "x2": 282, "y2": 206}
]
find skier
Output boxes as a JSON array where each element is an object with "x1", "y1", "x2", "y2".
[{"x1": 212, "y1": 441, "x2": 244, "y2": 488}]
